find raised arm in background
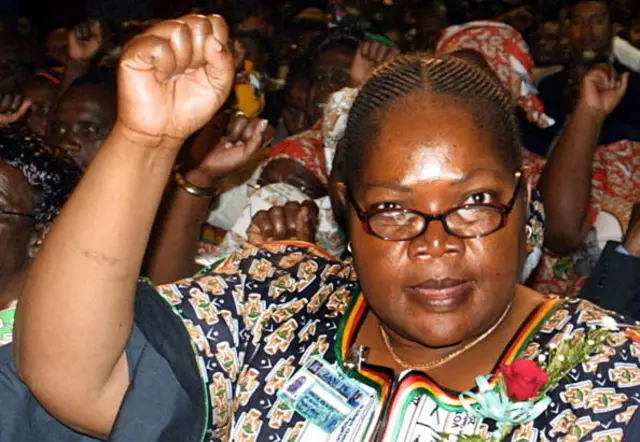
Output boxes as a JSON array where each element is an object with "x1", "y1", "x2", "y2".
[
  {"x1": 539, "y1": 65, "x2": 629, "y2": 255},
  {"x1": 14, "y1": 15, "x2": 235, "y2": 439},
  {"x1": 144, "y1": 112, "x2": 270, "y2": 285}
]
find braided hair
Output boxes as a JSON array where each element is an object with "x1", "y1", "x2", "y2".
[{"x1": 344, "y1": 54, "x2": 523, "y2": 190}]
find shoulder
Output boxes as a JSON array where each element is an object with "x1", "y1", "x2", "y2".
[
  {"x1": 154, "y1": 241, "x2": 357, "y2": 340},
  {"x1": 529, "y1": 299, "x2": 640, "y2": 440}
]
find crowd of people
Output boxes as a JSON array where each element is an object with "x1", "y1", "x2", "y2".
[{"x1": 0, "y1": 0, "x2": 639, "y2": 441}]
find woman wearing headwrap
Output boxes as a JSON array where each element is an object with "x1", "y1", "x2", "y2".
[{"x1": 0, "y1": 124, "x2": 81, "y2": 344}]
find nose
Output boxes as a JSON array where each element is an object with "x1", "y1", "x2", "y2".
[{"x1": 408, "y1": 219, "x2": 463, "y2": 260}]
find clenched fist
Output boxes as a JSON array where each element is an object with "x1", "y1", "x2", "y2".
[
  {"x1": 578, "y1": 64, "x2": 629, "y2": 121},
  {"x1": 117, "y1": 15, "x2": 234, "y2": 146},
  {"x1": 248, "y1": 201, "x2": 319, "y2": 244}
]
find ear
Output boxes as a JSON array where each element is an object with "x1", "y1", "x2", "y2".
[
  {"x1": 334, "y1": 181, "x2": 348, "y2": 214},
  {"x1": 27, "y1": 227, "x2": 47, "y2": 260}
]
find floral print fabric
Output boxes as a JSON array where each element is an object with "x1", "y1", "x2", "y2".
[{"x1": 152, "y1": 242, "x2": 640, "y2": 441}]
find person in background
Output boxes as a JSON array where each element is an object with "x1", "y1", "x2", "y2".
[
  {"x1": 232, "y1": 32, "x2": 267, "y2": 118},
  {"x1": 404, "y1": 0, "x2": 449, "y2": 52},
  {"x1": 0, "y1": 26, "x2": 41, "y2": 94},
  {"x1": 47, "y1": 68, "x2": 117, "y2": 169},
  {"x1": 580, "y1": 205, "x2": 640, "y2": 319},
  {"x1": 535, "y1": 0, "x2": 640, "y2": 154},
  {"x1": 267, "y1": 54, "x2": 313, "y2": 143},
  {"x1": 0, "y1": 21, "x2": 105, "y2": 139},
  {"x1": 0, "y1": 124, "x2": 80, "y2": 323},
  {"x1": 8, "y1": 16, "x2": 640, "y2": 441},
  {"x1": 534, "y1": 64, "x2": 639, "y2": 296}
]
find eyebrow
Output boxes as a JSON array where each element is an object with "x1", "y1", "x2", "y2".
[{"x1": 362, "y1": 168, "x2": 504, "y2": 193}]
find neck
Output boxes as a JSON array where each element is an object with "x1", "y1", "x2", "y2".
[
  {"x1": 0, "y1": 268, "x2": 26, "y2": 310},
  {"x1": 376, "y1": 299, "x2": 515, "y2": 371}
]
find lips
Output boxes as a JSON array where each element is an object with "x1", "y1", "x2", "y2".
[{"x1": 406, "y1": 278, "x2": 473, "y2": 312}]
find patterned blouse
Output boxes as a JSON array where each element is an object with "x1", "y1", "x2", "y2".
[{"x1": 141, "y1": 241, "x2": 640, "y2": 442}]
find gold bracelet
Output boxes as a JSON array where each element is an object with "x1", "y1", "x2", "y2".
[{"x1": 174, "y1": 169, "x2": 220, "y2": 198}]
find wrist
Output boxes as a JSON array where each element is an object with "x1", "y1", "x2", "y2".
[
  {"x1": 623, "y1": 238, "x2": 640, "y2": 258},
  {"x1": 184, "y1": 167, "x2": 217, "y2": 188},
  {"x1": 574, "y1": 102, "x2": 607, "y2": 126},
  {"x1": 111, "y1": 120, "x2": 185, "y2": 151}
]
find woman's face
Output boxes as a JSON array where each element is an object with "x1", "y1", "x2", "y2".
[
  {"x1": 0, "y1": 161, "x2": 34, "y2": 277},
  {"x1": 347, "y1": 93, "x2": 526, "y2": 349},
  {"x1": 306, "y1": 45, "x2": 355, "y2": 124},
  {"x1": 282, "y1": 78, "x2": 310, "y2": 135}
]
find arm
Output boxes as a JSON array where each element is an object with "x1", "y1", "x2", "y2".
[
  {"x1": 539, "y1": 66, "x2": 630, "y2": 255},
  {"x1": 145, "y1": 114, "x2": 269, "y2": 285},
  {"x1": 14, "y1": 15, "x2": 235, "y2": 438},
  {"x1": 57, "y1": 20, "x2": 105, "y2": 98},
  {"x1": 579, "y1": 210, "x2": 640, "y2": 317},
  {"x1": 538, "y1": 105, "x2": 603, "y2": 254}
]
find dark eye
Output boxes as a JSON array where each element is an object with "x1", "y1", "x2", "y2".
[
  {"x1": 76, "y1": 122, "x2": 102, "y2": 139},
  {"x1": 464, "y1": 192, "x2": 496, "y2": 205},
  {"x1": 49, "y1": 121, "x2": 65, "y2": 136}
]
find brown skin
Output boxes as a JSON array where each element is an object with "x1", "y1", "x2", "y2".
[
  {"x1": 145, "y1": 114, "x2": 271, "y2": 285},
  {"x1": 567, "y1": 1, "x2": 614, "y2": 64},
  {"x1": 281, "y1": 77, "x2": 310, "y2": 135},
  {"x1": 263, "y1": 40, "x2": 397, "y2": 202},
  {"x1": 247, "y1": 200, "x2": 319, "y2": 243},
  {"x1": 0, "y1": 94, "x2": 32, "y2": 126},
  {"x1": 47, "y1": 83, "x2": 116, "y2": 169},
  {"x1": 260, "y1": 158, "x2": 328, "y2": 199},
  {"x1": 341, "y1": 93, "x2": 544, "y2": 387},
  {"x1": 623, "y1": 204, "x2": 640, "y2": 257},
  {"x1": 17, "y1": 15, "x2": 236, "y2": 437},
  {"x1": 0, "y1": 162, "x2": 36, "y2": 309},
  {"x1": 23, "y1": 79, "x2": 57, "y2": 137},
  {"x1": 306, "y1": 45, "x2": 355, "y2": 124},
  {"x1": 349, "y1": 41, "x2": 399, "y2": 88},
  {"x1": 539, "y1": 65, "x2": 629, "y2": 254}
]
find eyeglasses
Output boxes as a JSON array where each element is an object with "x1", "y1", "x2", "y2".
[{"x1": 349, "y1": 171, "x2": 523, "y2": 241}]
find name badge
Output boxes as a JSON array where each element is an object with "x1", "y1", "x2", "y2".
[{"x1": 278, "y1": 357, "x2": 375, "y2": 435}]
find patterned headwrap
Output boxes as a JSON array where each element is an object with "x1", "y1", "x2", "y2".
[
  {"x1": 436, "y1": 21, "x2": 555, "y2": 129},
  {"x1": 266, "y1": 123, "x2": 327, "y2": 185},
  {"x1": 0, "y1": 125, "x2": 81, "y2": 230}
]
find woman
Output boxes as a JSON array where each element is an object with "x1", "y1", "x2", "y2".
[
  {"x1": 0, "y1": 124, "x2": 80, "y2": 343},
  {"x1": 10, "y1": 15, "x2": 640, "y2": 442}
]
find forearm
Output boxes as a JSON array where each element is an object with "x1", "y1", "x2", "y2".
[
  {"x1": 15, "y1": 123, "x2": 181, "y2": 435},
  {"x1": 145, "y1": 168, "x2": 214, "y2": 284},
  {"x1": 539, "y1": 105, "x2": 603, "y2": 254}
]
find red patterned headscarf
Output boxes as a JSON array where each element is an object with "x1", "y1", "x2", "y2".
[
  {"x1": 436, "y1": 21, "x2": 555, "y2": 129},
  {"x1": 266, "y1": 123, "x2": 328, "y2": 185}
]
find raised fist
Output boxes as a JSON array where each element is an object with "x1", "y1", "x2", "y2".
[
  {"x1": 0, "y1": 94, "x2": 31, "y2": 125},
  {"x1": 578, "y1": 64, "x2": 630, "y2": 120},
  {"x1": 68, "y1": 20, "x2": 104, "y2": 62},
  {"x1": 187, "y1": 111, "x2": 273, "y2": 183},
  {"x1": 350, "y1": 40, "x2": 399, "y2": 87},
  {"x1": 247, "y1": 201, "x2": 319, "y2": 244},
  {"x1": 117, "y1": 14, "x2": 234, "y2": 146}
]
